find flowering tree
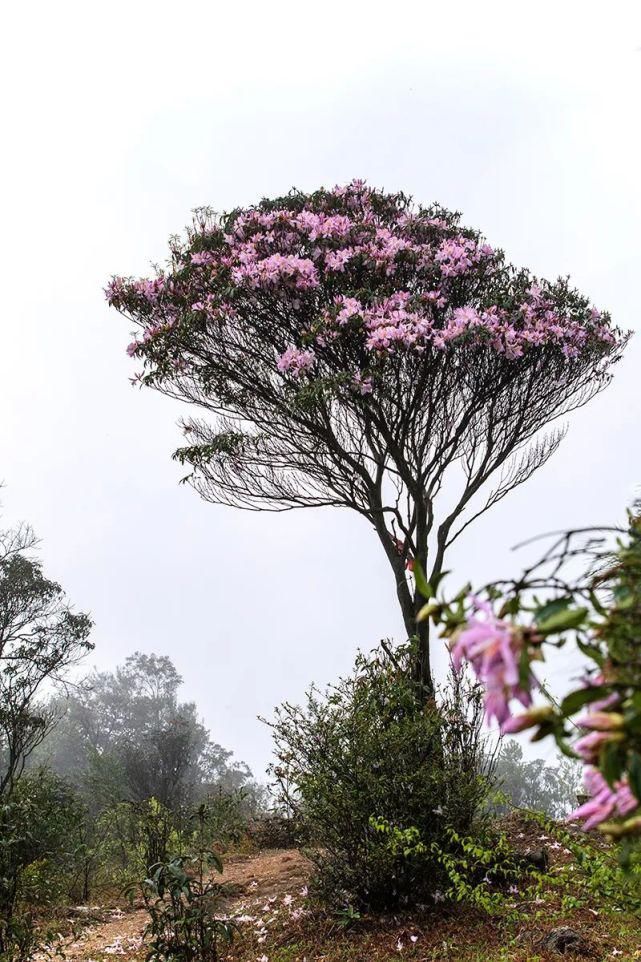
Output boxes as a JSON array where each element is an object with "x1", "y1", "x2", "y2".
[
  {"x1": 107, "y1": 181, "x2": 626, "y2": 696},
  {"x1": 431, "y1": 507, "x2": 641, "y2": 844}
]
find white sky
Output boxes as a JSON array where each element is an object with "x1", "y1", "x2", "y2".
[{"x1": 1, "y1": 0, "x2": 640, "y2": 777}]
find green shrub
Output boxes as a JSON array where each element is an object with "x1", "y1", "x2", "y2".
[
  {"x1": 267, "y1": 640, "x2": 496, "y2": 910},
  {"x1": 0, "y1": 769, "x2": 85, "y2": 960},
  {"x1": 132, "y1": 804, "x2": 234, "y2": 962}
]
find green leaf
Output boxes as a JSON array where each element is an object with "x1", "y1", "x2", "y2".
[
  {"x1": 629, "y1": 753, "x2": 641, "y2": 802},
  {"x1": 576, "y1": 638, "x2": 605, "y2": 669},
  {"x1": 536, "y1": 607, "x2": 588, "y2": 635},
  {"x1": 560, "y1": 685, "x2": 608, "y2": 717},
  {"x1": 534, "y1": 596, "x2": 572, "y2": 623},
  {"x1": 417, "y1": 601, "x2": 440, "y2": 623},
  {"x1": 601, "y1": 741, "x2": 623, "y2": 787},
  {"x1": 498, "y1": 595, "x2": 521, "y2": 618},
  {"x1": 413, "y1": 562, "x2": 433, "y2": 600}
]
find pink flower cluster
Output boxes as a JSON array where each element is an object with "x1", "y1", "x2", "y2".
[
  {"x1": 569, "y1": 767, "x2": 638, "y2": 831},
  {"x1": 276, "y1": 346, "x2": 315, "y2": 377},
  {"x1": 435, "y1": 237, "x2": 492, "y2": 277},
  {"x1": 105, "y1": 180, "x2": 621, "y2": 380},
  {"x1": 451, "y1": 597, "x2": 534, "y2": 727}
]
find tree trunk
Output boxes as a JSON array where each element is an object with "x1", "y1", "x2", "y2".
[
  {"x1": 372, "y1": 515, "x2": 436, "y2": 702},
  {"x1": 396, "y1": 580, "x2": 434, "y2": 701}
]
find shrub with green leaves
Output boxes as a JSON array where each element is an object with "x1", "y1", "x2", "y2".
[
  {"x1": 133, "y1": 804, "x2": 234, "y2": 962},
  {"x1": 0, "y1": 769, "x2": 85, "y2": 960},
  {"x1": 267, "y1": 640, "x2": 496, "y2": 910}
]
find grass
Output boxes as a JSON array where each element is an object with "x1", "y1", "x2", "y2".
[
  {"x1": 224, "y1": 814, "x2": 641, "y2": 962},
  {"x1": 42, "y1": 814, "x2": 641, "y2": 961}
]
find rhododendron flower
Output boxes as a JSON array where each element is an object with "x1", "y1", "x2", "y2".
[
  {"x1": 276, "y1": 346, "x2": 315, "y2": 377},
  {"x1": 500, "y1": 704, "x2": 554, "y2": 734},
  {"x1": 575, "y1": 711, "x2": 625, "y2": 732},
  {"x1": 569, "y1": 767, "x2": 638, "y2": 830},
  {"x1": 452, "y1": 597, "x2": 534, "y2": 727},
  {"x1": 574, "y1": 729, "x2": 625, "y2": 764}
]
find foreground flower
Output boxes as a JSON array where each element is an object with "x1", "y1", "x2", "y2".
[
  {"x1": 451, "y1": 597, "x2": 534, "y2": 727},
  {"x1": 569, "y1": 767, "x2": 638, "y2": 830}
]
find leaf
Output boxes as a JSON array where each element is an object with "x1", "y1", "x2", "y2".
[
  {"x1": 560, "y1": 685, "x2": 608, "y2": 717},
  {"x1": 576, "y1": 638, "x2": 605, "y2": 668},
  {"x1": 498, "y1": 595, "x2": 521, "y2": 618},
  {"x1": 601, "y1": 741, "x2": 623, "y2": 787},
  {"x1": 536, "y1": 607, "x2": 588, "y2": 635},
  {"x1": 588, "y1": 589, "x2": 608, "y2": 617},
  {"x1": 534, "y1": 596, "x2": 572, "y2": 623},
  {"x1": 413, "y1": 562, "x2": 433, "y2": 600},
  {"x1": 417, "y1": 602, "x2": 440, "y2": 623},
  {"x1": 629, "y1": 753, "x2": 641, "y2": 802}
]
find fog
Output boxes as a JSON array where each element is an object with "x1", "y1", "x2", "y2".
[{"x1": 1, "y1": 0, "x2": 640, "y2": 777}]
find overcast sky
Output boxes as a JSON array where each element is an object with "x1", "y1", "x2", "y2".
[{"x1": 1, "y1": 0, "x2": 640, "y2": 778}]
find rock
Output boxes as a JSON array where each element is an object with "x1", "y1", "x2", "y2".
[
  {"x1": 538, "y1": 927, "x2": 592, "y2": 956},
  {"x1": 518, "y1": 847, "x2": 549, "y2": 873}
]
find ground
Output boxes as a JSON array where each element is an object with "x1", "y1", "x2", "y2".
[{"x1": 41, "y1": 821, "x2": 641, "y2": 962}]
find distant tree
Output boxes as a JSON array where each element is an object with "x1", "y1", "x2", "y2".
[
  {"x1": 0, "y1": 521, "x2": 91, "y2": 954},
  {"x1": 494, "y1": 739, "x2": 581, "y2": 817},
  {"x1": 43, "y1": 652, "x2": 255, "y2": 809},
  {"x1": 107, "y1": 181, "x2": 627, "y2": 696},
  {"x1": 0, "y1": 524, "x2": 92, "y2": 795}
]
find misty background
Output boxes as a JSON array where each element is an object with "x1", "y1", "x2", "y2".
[{"x1": 1, "y1": 0, "x2": 640, "y2": 779}]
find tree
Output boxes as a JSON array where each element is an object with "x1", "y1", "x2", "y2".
[
  {"x1": 0, "y1": 522, "x2": 91, "y2": 954},
  {"x1": 43, "y1": 652, "x2": 255, "y2": 809},
  {"x1": 0, "y1": 524, "x2": 92, "y2": 796},
  {"x1": 107, "y1": 181, "x2": 627, "y2": 695},
  {"x1": 494, "y1": 740, "x2": 581, "y2": 817}
]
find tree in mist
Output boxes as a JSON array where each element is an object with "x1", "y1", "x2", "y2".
[
  {"x1": 0, "y1": 521, "x2": 91, "y2": 950},
  {"x1": 495, "y1": 739, "x2": 581, "y2": 818},
  {"x1": 0, "y1": 523, "x2": 92, "y2": 796},
  {"x1": 107, "y1": 181, "x2": 627, "y2": 695},
  {"x1": 43, "y1": 652, "x2": 255, "y2": 809}
]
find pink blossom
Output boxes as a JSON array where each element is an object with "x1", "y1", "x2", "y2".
[
  {"x1": 451, "y1": 597, "x2": 533, "y2": 727},
  {"x1": 325, "y1": 248, "x2": 353, "y2": 272},
  {"x1": 353, "y1": 373, "x2": 373, "y2": 395},
  {"x1": 574, "y1": 729, "x2": 624, "y2": 764},
  {"x1": 277, "y1": 346, "x2": 315, "y2": 377},
  {"x1": 569, "y1": 768, "x2": 638, "y2": 831},
  {"x1": 110, "y1": 182, "x2": 622, "y2": 374},
  {"x1": 191, "y1": 251, "x2": 216, "y2": 265}
]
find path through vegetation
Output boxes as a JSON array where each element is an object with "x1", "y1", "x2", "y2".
[{"x1": 47, "y1": 849, "x2": 310, "y2": 961}]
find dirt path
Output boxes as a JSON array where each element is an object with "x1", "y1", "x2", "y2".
[{"x1": 51, "y1": 849, "x2": 310, "y2": 961}]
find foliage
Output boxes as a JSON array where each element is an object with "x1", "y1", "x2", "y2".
[
  {"x1": 247, "y1": 813, "x2": 307, "y2": 850},
  {"x1": 0, "y1": 520, "x2": 91, "y2": 960},
  {"x1": 134, "y1": 804, "x2": 235, "y2": 962},
  {"x1": 0, "y1": 525, "x2": 92, "y2": 796},
  {"x1": 267, "y1": 640, "x2": 496, "y2": 910},
  {"x1": 107, "y1": 180, "x2": 627, "y2": 692},
  {"x1": 428, "y1": 504, "x2": 641, "y2": 843},
  {"x1": 42, "y1": 652, "x2": 256, "y2": 810},
  {"x1": 34, "y1": 652, "x2": 264, "y2": 897},
  {"x1": 521, "y1": 812, "x2": 641, "y2": 916},
  {"x1": 0, "y1": 769, "x2": 85, "y2": 960}
]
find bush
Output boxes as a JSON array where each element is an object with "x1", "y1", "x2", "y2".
[
  {"x1": 133, "y1": 805, "x2": 234, "y2": 962},
  {"x1": 247, "y1": 813, "x2": 307, "y2": 850},
  {"x1": 267, "y1": 641, "x2": 496, "y2": 910},
  {"x1": 0, "y1": 769, "x2": 85, "y2": 959}
]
